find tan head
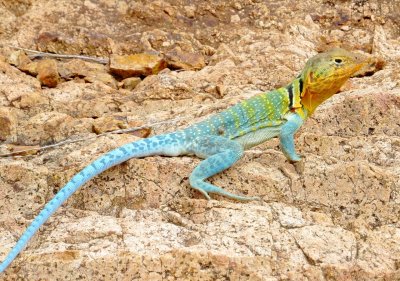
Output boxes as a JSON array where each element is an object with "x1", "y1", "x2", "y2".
[{"x1": 299, "y1": 48, "x2": 370, "y2": 113}]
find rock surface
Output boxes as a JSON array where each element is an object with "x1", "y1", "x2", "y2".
[
  {"x1": 0, "y1": 0, "x2": 399, "y2": 280},
  {"x1": 165, "y1": 47, "x2": 206, "y2": 70},
  {"x1": 118, "y1": 77, "x2": 142, "y2": 90},
  {"x1": 36, "y1": 59, "x2": 59, "y2": 87},
  {"x1": 110, "y1": 54, "x2": 167, "y2": 78}
]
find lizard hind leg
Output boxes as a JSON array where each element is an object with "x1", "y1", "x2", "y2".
[{"x1": 188, "y1": 135, "x2": 260, "y2": 201}]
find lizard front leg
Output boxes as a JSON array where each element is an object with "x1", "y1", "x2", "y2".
[
  {"x1": 279, "y1": 112, "x2": 304, "y2": 162},
  {"x1": 188, "y1": 135, "x2": 259, "y2": 201}
]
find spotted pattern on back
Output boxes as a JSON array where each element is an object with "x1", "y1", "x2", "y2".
[{"x1": 184, "y1": 88, "x2": 291, "y2": 140}]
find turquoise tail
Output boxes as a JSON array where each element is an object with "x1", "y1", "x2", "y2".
[{"x1": 0, "y1": 132, "x2": 187, "y2": 273}]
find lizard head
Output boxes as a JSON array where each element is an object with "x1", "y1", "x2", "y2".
[{"x1": 300, "y1": 48, "x2": 371, "y2": 113}]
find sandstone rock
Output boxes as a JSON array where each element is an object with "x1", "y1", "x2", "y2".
[
  {"x1": 92, "y1": 115, "x2": 126, "y2": 134},
  {"x1": 184, "y1": 5, "x2": 196, "y2": 18},
  {"x1": 0, "y1": 107, "x2": 17, "y2": 142},
  {"x1": 8, "y1": 50, "x2": 38, "y2": 76},
  {"x1": 0, "y1": 0, "x2": 399, "y2": 280},
  {"x1": 7, "y1": 50, "x2": 31, "y2": 68},
  {"x1": 130, "y1": 59, "x2": 237, "y2": 103},
  {"x1": 165, "y1": 47, "x2": 206, "y2": 70},
  {"x1": 17, "y1": 112, "x2": 78, "y2": 145},
  {"x1": 36, "y1": 59, "x2": 59, "y2": 88},
  {"x1": 83, "y1": 72, "x2": 118, "y2": 89},
  {"x1": 35, "y1": 30, "x2": 112, "y2": 58},
  {"x1": 19, "y1": 61, "x2": 39, "y2": 76},
  {"x1": 231, "y1": 14, "x2": 241, "y2": 23},
  {"x1": 19, "y1": 91, "x2": 50, "y2": 109},
  {"x1": 109, "y1": 54, "x2": 167, "y2": 78},
  {"x1": 0, "y1": 61, "x2": 41, "y2": 108},
  {"x1": 118, "y1": 77, "x2": 142, "y2": 90},
  {"x1": 58, "y1": 59, "x2": 117, "y2": 89},
  {"x1": 289, "y1": 225, "x2": 357, "y2": 264}
]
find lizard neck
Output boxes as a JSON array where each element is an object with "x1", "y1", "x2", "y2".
[
  {"x1": 298, "y1": 69, "x2": 350, "y2": 114},
  {"x1": 285, "y1": 77, "x2": 304, "y2": 110},
  {"x1": 300, "y1": 79, "x2": 347, "y2": 114},
  {"x1": 301, "y1": 90, "x2": 331, "y2": 114},
  {"x1": 281, "y1": 77, "x2": 309, "y2": 120}
]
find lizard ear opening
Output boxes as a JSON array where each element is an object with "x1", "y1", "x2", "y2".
[{"x1": 308, "y1": 71, "x2": 315, "y2": 83}]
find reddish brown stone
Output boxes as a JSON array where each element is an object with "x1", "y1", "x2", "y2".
[
  {"x1": 165, "y1": 47, "x2": 206, "y2": 70},
  {"x1": 109, "y1": 53, "x2": 167, "y2": 78},
  {"x1": 36, "y1": 59, "x2": 59, "y2": 87},
  {"x1": 0, "y1": 111, "x2": 13, "y2": 141}
]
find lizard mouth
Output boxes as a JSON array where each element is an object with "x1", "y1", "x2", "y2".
[
  {"x1": 352, "y1": 58, "x2": 375, "y2": 77},
  {"x1": 349, "y1": 53, "x2": 373, "y2": 77}
]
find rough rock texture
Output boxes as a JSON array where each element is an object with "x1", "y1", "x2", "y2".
[
  {"x1": 36, "y1": 59, "x2": 60, "y2": 87},
  {"x1": 0, "y1": 0, "x2": 399, "y2": 280},
  {"x1": 165, "y1": 47, "x2": 206, "y2": 70},
  {"x1": 110, "y1": 54, "x2": 167, "y2": 78}
]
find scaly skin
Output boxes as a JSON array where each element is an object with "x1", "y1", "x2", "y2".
[{"x1": 0, "y1": 48, "x2": 370, "y2": 273}]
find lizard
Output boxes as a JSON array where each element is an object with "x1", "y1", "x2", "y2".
[{"x1": 0, "y1": 48, "x2": 370, "y2": 273}]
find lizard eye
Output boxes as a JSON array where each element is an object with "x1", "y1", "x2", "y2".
[{"x1": 334, "y1": 58, "x2": 343, "y2": 65}]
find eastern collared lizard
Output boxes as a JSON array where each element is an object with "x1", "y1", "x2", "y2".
[{"x1": 0, "y1": 48, "x2": 371, "y2": 273}]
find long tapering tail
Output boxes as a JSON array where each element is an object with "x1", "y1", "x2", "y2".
[{"x1": 0, "y1": 132, "x2": 188, "y2": 273}]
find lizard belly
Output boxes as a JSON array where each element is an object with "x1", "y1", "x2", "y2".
[{"x1": 234, "y1": 125, "x2": 283, "y2": 149}]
